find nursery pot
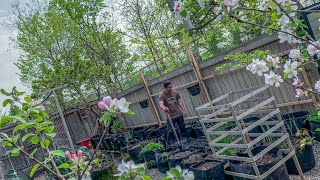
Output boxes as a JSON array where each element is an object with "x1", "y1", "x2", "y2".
[
  {"x1": 190, "y1": 160, "x2": 225, "y2": 180},
  {"x1": 117, "y1": 135, "x2": 127, "y2": 148},
  {"x1": 183, "y1": 126, "x2": 194, "y2": 138},
  {"x1": 156, "y1": 151, "x2": 170, "y2": 173},
  {"x1": 168, "y1": 150, "x2": 193, "y2": 168},
  {"x1": 193, "y1": 127, "x2": 204, "y2": 138},
  {"x1": 230, "y1": 146, "x2": 290, "y2": 180},
  {"x1": 283, "y1": 111, "x2": 309, "y2": 135},
  {"x1": 111, "y1": 136, "x2": 120, "y2": 151},
  {"x1": 284, "y1": 144, "x2": 315, "y2": 174},
  {"x1": 103, "y1": 137, "x2": 112, "y2": 151},
  {"x1": 182, "y1": 152, "x2": 207, "y2": 169},
  {"x1": 144, "y1": 151, "x2": 156, "y2": 162},
  {"x1": 309, "y1": 121, "x2": 320, "y2": 141},
  {"x1": 90, "y1": 135, "x2": 101, "y2": 149},
  {"x1": 128, "y1": 145, "x2": 144, "y2": 164},
  {"x1": 243, "y1": 117, "x2": 262, "y2": 134}
]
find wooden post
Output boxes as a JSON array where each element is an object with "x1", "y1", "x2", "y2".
[
  {"x1": 53, "y1": 91, "x2": 75, "y2": 151},
  {"x1": 139, "y1": 72, "x2": 162, "y2": 125},
  {"x1": 185, "y1": 45, "x2": 211, "y2": 102},
  {"x1": 301, "y1": 66, "x2": 319, "y2": 108}
]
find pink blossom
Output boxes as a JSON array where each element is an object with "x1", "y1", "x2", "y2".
[
  {"x1": 71, "y1": 154, "x2": 77, "y2": 159},
  {"x1": 102, "y1": 96, "x2": 112, "y2": 106},
  {"x1": 98, "y1": 101, "x2": 107, "y2": 110},
  {"x1": 295, "y1": 89, "x2": 304, "y2": 98},
  {"x1": 65, "y1": 151, "x2": 71, "y2": 157},
  {"x1": 292, "y1": 78, "x2": 301, "y2": 86},
  {"x1": 77, "y1": 150, "x2": 83, "y2": 156},
  {"x1": 31, "y1": 99, "x2": 37, "y2": 106},
  {"x1": 82, "y1": 156, "x2": 87, "y2": 161},
  {"x1": 37, "y1": 105, "x2": 45, "y2": 111}
]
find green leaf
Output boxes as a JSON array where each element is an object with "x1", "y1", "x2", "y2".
[
  {"x1": 170, "y1": 168, "x2": 180, "y2": 178},
  {"x1": 35, "y1": 117, "x2": 43, "y2": 123},
  {"x1": 46, "y1": 133, "x2": 56, "y2": 139},
  {"x1": 316, "y1": 128, "x2": 320, "y2": 132},
  {"x1": 41, "y1": 121, "x2": 53, "y2": 125},
  {"x1": 13, "y1": 124, "x2": 26, "y2": 133},
  {"x1": 127, "y1": 110, "x2": 135, "y2": 115},
  {"x1": 24, "y1": 96, "x2": 31, "y2": 103},
  {"x1": 136, "y1": 167, "x2": 145, "y2": 175},
  {"x1": 58, "y1": 163, "x2": 73, "y2": 169},
  {"x1": 40, "y1": 141, "x2": 45, "y2": 148},
  {"x1": 30, "y1": 148, "x2": 37, "y2": 157},
  {"x1": 12, "y1": 134, "x2": 20, "y2": 144},
  {"x1": 30, "y1": 163, "x2": 40, "y2": 177},
  {"x1": 2, "y1": 99, "x2": 12, "y2": 107},
  {"x1": 11, "y1": 148, "x2": 20, "y2": 157},
  {"x1": 22, "y1": 133, "x2": 34, "y2": 142},
  {"x1": 302, "y1": 53, "x2": 309, "y2": 61},
  {"x1": 180, "y1": 9, "x2": 187, "y2": 18},
  {"x1": 50, "y1": 150, "x2": 65, "y2": 157},
  {"x1": 143, "y1": 176, "x2": 152, "y2": 180},
  {"x1": 284, "y1": 73, "x2": 288, "y2": 79},
  {"x1": 30, "y1": 136, "x2": 40, "y2": 144},
  {"x1": 0, "y1": 89, "x2": 10, "y2": 96},
  {"x1": 2, "y1": 141, "x2": 13, "y2": 147},
  {"x1": 162, "y1": 178, "x2": 172, "y2": 180},
  {"x1": 42, "y1": 112, "x2": 49, "y2": 119},
  {"x1": 44, "y1": 139, "x2": 51, "y2": 147}
]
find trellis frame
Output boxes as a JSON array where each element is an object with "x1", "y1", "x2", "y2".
[{"x1": 196, "y1": 85, "x2": 305, "y2": 180}]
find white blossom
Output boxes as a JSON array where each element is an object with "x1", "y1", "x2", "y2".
[
  {"x1": 289, "y1": 49, "x2": 301, "y2": 60},
  {"x1": 284, "y1": 60, "x2": 299, "y2": 78},
  {"x1": 264, "y1": 71, "x2": 283, "y2": 87},
  {"x1": 114, "y1": 161, "x2": 144, "y2": 177},
  {"x1": 307, "y1": 43, "x2": 320, "y2": 56},
  {"x1": 246, "y1": 59, "x2": 269, "y2": 76},
  {"x1": 266, "y1": 55, "x2": 280, "y2": 68},
  {"x1": 315, "y1": 80, "x2": 320, "y2": 92},
  {"x1": 278, "y1": 30, "x2": 301, "y2": 44},
  {"x1": 278, "y1": 15, "x2": 289, "y2": 28},
  {"x1": 223, "y1": 0, "x2": 239, "y2": 11},
  {"x1": 258, "y1": 0, "x2": 269, "y2": 10},
  {"x1": 196, "y1": 0, "x2": 205, "y2": 9},
  {"x1": 182, "y1": 169, "x2": 195, "y2": 180},
  {"x1": 292, "y1": 77, "x2": 301, "y2": 86}
]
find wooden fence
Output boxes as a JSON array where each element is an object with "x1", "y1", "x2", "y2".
[{"x1": 1, "y1": 34, "x2": 319, "y2": 175}]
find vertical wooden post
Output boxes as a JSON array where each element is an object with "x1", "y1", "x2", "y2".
[
  {"x1": 301, "y1": 67, "x2": 319, "y2": 108},
  {"x1": 140, "y1": 72, "x2": 162, "y2": 125},
  {"x1": 185, "y1": 45, "x2": 211, "y2": 102},
  {"x1": 53, "y1": 91, "x2": 75, "y2": 151}
]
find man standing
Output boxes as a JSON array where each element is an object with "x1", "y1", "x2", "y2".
[{"x1": 159, "y1": 82, "x2": 188, "y2": 136}]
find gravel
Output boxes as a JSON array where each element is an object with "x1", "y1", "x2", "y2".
[{"x1": 290, "y1": 144, "x2": 320, "y2": 180}]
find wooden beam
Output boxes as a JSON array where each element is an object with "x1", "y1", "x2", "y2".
[
  {"x1": 301, "y1": 66, "x2": 319, "y2": 108},
  {"x1": 52, "y1": 91, "x2": 75, "y2": 151},
  {"x1": 185, "y1": 45, "x2": 211, "y2": 102},
  {"x1": 139, "y1": 72, "x2": 162, "y2": 125}
]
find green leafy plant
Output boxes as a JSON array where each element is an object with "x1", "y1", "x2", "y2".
[
  {"x1": 141, "y1": 143, "x2": 164, "y2": 154},
  {"x1": 111, "y1": 120, "x2": 125, "y2": 134},
  {"x1": 308, "y1": 109, "x2": 320, "y2": 123}
]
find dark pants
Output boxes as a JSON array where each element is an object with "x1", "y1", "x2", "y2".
[{"x1": 166, "y1": 116, "x2": 186, "y2": 140}]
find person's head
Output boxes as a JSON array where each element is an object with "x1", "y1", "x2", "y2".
[{"x1": 163, "y1": 82, "x2": 173, "y2": 93}]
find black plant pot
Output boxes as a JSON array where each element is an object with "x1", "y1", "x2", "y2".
[
  {"x1": 309, "y1": 121, "x2": 320, "y2": 141},
  {"x1": 90, "y1": 135, "x2": 101, "y2": 149},
  {"x1": 103, "y1": 137, "x2": 112, "y2": 151},
  {"x1": 117, "y1": 135, "x2": 127, "y2": 148},
  {"x1": 183, "y1": 126, "x2": 194, "y2": 138},
  {"x1": 182, "y1": 152, "x2": 207, "y2": 169},
  {"x1": 243, "y1": 117, "x2": 262, "y2": 134},
  {"x1": 193, "y1": 127, "x2": 204, "y2": 138},
  {"x1": 191, "y1": 160, "x2": 225, "y2": 180},
  {"x1": 111, "y1": 137, "x2": 120, "y2": 151},
  {"x1": 128, "y1": 145, "x2": 144, "y2": 164},
  {"x1": 144, "y1": 151, "x2": 157, "y2": 168},
  {"x1": 284, "y1": 144, "x2": 315, "y2": 174},
  {"x1": 156, "y1": 151, "x2": 170, "y2": 173},
  {"x1": 168, "y1": 150, "x2": 193, "y2": 168},
  {"x1": 230, "y1": 146, "x2": 289, "y2": 180},
  {"x1": 283, "y1": 111, "x2": 309, "y2": 135}
]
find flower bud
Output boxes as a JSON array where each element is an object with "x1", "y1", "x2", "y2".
[
  {"x1": 71, "y1": 153, "x2": 77, "y2": 159},
  {"x1": 77, "y1": 150, "x2": 83, "y2": 156},
  {"x1": 82, "y1": 156, "x2": 86, "y2": 161},
  {"x1": 65, "y1": 151, "x2": 71, "y2": 157}
]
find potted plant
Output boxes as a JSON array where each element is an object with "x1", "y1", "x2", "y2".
[
  {"x1": 155, "y1": 151, "x2": 171, "y2": 173},
  {"x1": 284, "y1": 129, "x2": 315, "y2": 174},
  {"x1": 168, "y1": 150, "x2": 193, "y2": 169},
  {"x1": 190, "y1": 160, "x2": 225, "y2": 180},
  {"x1": 127, "y1": 144, "x2": 144, "y2": 164},
  {"x1": 307, "y1": 109, "x2": 320, "y2": 141},
  {"x1": 141, "y1": 142, "x2": 164, "y2": 168}
]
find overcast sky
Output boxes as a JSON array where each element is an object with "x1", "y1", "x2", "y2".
[
  {"x1": 0, "y1": 0, "x2": 113, "y2": 106},
  {"x1": 0, "y1": 0, "x2": 29, "y2": 105}
]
